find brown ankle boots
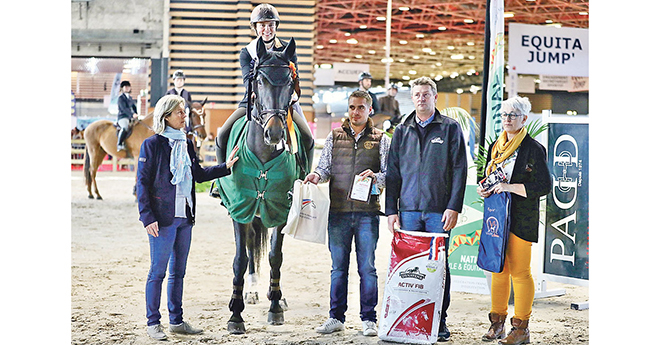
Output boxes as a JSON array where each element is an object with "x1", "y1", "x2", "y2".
[
  {"x1": 482, "y1": 312, "x2": 507, "y2": 341},
  {"x1": 498, "y1": 318, "x2": 530, "y2": 345}
]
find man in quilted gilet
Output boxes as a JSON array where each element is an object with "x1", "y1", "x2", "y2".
[{"x1": 304, "y1": 90, "x2": 391, "y2": 337}]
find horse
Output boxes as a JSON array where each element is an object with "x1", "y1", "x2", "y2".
[
  {"x1": 82, "y1": 100, "x2": 207, "y2": 200},
  {"x1": 214, "y1": 37, "x2": 313, "y2": 334}
]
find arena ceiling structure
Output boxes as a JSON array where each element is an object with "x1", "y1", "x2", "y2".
[{"x1": 314, "y1": 0, "x2": 589, "y2": 87}]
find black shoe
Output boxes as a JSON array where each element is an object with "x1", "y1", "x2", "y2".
[{"x1": 437, "y1": 321, "x2": 450, "y2": 342}]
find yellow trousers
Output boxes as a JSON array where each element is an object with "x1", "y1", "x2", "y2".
[{"x1": 490, "y1": 233, "x2": 534, "y2": 320}]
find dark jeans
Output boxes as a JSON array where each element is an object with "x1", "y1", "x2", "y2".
[
  {"x1": 145, "y1": 217, "x2": 193, "y2": 326},
  {"x1": 327, "y1": 212, "x2": 379, "y2": 323},
  {"x1": 399, "y1": 211, "x2": 451, "y2": 324}
]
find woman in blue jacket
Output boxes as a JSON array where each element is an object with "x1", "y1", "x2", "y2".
[{"x1": 137, "y1": 95, "x2": 239, "y2": 340}]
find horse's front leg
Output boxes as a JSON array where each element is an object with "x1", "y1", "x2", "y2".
[
  {"x1": 267, "y1": 225, "x2": 286, "y2": 325},
  {"x1": 228, "y1": 221, "x2": 249, "y2": 334}
]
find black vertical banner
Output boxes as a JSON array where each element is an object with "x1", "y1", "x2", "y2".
[{"x1": 544, "y1": 122, "x2": 589, "y2": 280}]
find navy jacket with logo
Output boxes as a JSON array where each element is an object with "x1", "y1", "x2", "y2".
[{"x1": 385, "y1": 109, "x2": 467, "y2": 216}]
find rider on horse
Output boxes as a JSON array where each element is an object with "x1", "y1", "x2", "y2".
[
  {"x1": 166, "y1": 70, "x2": 194, "y2": 122},
  {"x1": 117, "y1": 80, "x2": 138, "y2": 151},
  {"x1": 216, "y1": 3, "x2": 313, "y2": 163}
]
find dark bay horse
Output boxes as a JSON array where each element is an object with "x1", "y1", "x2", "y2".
[
  {"x1": 83, "y1": 101, "x2": 207, "y2": 200},
  {"x1": 214, "y1": 37, "x2": 313, "y2": 334}
]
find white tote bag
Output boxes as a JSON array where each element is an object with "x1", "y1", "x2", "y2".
[{"x1": 281, "y1": 179, "x2": 329, "y2": 244}]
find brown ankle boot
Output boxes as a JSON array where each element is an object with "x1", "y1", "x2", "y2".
[
  {"x1": 482, "y1": 313, "x2": 507, "y2": 341},
  {"x1": 498, "y1": 318, "x2": 530, "y2": 345}
]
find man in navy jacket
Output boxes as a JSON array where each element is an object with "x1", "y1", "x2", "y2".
[{"x1": 385, "y1": 76, "x2": 467, "y2": 342}]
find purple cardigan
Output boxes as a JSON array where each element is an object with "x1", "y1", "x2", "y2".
[{"x1": 136, "y1": 134, "x2": 230, "y2": 228}]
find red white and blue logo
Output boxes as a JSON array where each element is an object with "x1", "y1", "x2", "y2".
[{"x1": 301, "y1": 199, "x2": 316, "y2": 210}]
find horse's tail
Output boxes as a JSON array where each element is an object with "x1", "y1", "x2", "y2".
[
  {"x1": 83, "y1": 147, "x2": 92, "y2": 188},
  {"x1": 248, "y1": 216, "x2": 270, "y2": 274}
]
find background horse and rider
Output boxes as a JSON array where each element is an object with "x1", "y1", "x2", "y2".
[
  {"x1": 213, "y1": 37, "x2": 314, "y2": 334},
  {"x1": 83, "y1": 100, "x2": 208, "y2": 200}
]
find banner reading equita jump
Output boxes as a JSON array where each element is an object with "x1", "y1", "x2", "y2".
[
  {"x1": 544, "y1": 122, "x2": 589, "y2": 281},
  {"x1": 480, "y1": 0, "x2": 505, "y2": 145}
]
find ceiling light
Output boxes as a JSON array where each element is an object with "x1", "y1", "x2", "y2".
[
  {"x1": 434, "y1": 75, "x2": 443, "y2": 81},
  {"x1": 412, "y1": 55, "x2": 420, "y2": 59},
  {"x1": 450, "y1": 72, "x2": 459, "y2": 78},
  {"x1": 438, "y1": 26, "x2": 447, "y2": 31},
  {"x1": 409, "y1": 70, "x2": 417, "y2": 75},
  {"x1": 447, "y1": 46, "x2": 455, "y2": 50},
  {"x1": 399, "y1": 59, "x2": 406, "y2": 62},
  {"x1": 320, "y1": 63, "x2": 332, "y2": 69},
  {"x1": 355, "y1": 54, "x2": 362, "y2": 58},
  {"x1": 467, "y1": 42, "x2": 475, "y2": 46},
  {"x1": 359, "y1": 24, "x2": 368, "y2": 29},
  {"x1": 344, "y1": 58, "x2": 351, "y2": 62},
  {"x1": 402, "y1": 76, "x2": 410, "y2": 80},
  {"x1": 451, "y1": 54, "x2": 464, "y2": 60},
  {"x1": 399, "y1": 40, "x2": 408, "y2": 44},
  {"x1": 429, "y1": 52, "x2": 436, "y2": 55},
  {"x1": 368, "y1": 50, "x2": 376, "y2": 54},
  {"x1": 546, "y1": 20, "x2": 553, "y2": 23},
  {"x1": 376, "y1": 16, "x2": 386, "y2": 21},
  {"x1": 422, "y1": 48, "x2": 432, "y2": 53},
  {"x1": 344, "y1": 32, "x2": 351, "y2": 36},
  {"x1": 399, "y1": 6, "x2": 410, "y2": 11},
  {"x1": 435, "y1": 62, "x2": 442, "y2": 66},
  {"x1": 579, "y1": 12, "x2": 588, "y2": 16},
  {"x1": 347, "y1": 38, "x2": 358, "y2": 44},
  {"x1": 317, "y1": 45, "x2": 324, "y2": 49},
  {"x1": 329, "y1": 39, "x2": 337, "y2": 43},
  {"x1": 504, "y1": 12, "x2": 515, "y2": 18},
  {"x1": 456, "y1": 89, "x2": 464, "y2": 94},
  {"x1": 464, "y1": 19, "x2": 474, "y2": 23},
  {"x1": 468, "y1": 55, "x2": 476, "y2": 59},
  {"x1": 381, "y1": 58, "x2": 394, "y2": 63},
  {"x1": 416, "y1": 34, "x2": 425, "y2": 38}
]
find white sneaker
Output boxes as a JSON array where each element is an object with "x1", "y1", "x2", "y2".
[
  {"x1": 315, "y1": 318, "x2": 344, "y2": 334},
  {"x1": 362, "y1": 320, "x2": 378, "y2": 336},
  {"x1": 146, "y1": 324, "x2": 167, "y2": 340}
]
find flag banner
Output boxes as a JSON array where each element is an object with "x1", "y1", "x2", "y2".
[
  {"x1": 480, "y1": 0, "x2": 505, "y2": 146},
  {"x1": 544, "y1": 122, "x2": 589, "y2": 281}
]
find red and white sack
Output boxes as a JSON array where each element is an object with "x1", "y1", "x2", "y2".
[{"x1": 378, "y1": 229, "x2": 448, "y2": 344}]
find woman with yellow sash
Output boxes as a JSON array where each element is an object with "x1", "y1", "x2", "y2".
[{"x1": 476, "y1": 96, "x2": 551, "y2": 345}]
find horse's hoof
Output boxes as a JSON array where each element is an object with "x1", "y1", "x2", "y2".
[
  {"x1": 268, "y1": 312, "x2": 284, "y2": 325},
  {"x1": 96, "y1": 196, "x2": 103, "y2": 200},
  {"x1": 227, "y1": 321, "x2": 246, "y2": 334},
  {"x1": 245, "y1": 291, "x2": 259, "y2": 304},
  {"x1": 88, "y1": 195, "x2": 94, "y2": 199},
  {"x1": 279, "y1": 297, "x2": 288, "y2": 311}
]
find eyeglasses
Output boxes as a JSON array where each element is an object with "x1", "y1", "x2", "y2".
[{"x1": 500, "y1": 112, "x2": 524, "y2": 120}]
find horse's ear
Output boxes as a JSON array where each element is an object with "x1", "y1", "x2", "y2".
[
  {"x1": 201, "y1": 97, "x2": 208, "y2": 106},
  {"x1": 256, "y1": 36, "x2": 268, "y2": 60},
  {"x1": 284, "y1": 37, "x2": 296, "y2": 61}
]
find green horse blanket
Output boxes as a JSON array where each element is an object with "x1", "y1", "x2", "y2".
[{"x1": 217, "y1": 116, "x2": 309, "y2": 228}]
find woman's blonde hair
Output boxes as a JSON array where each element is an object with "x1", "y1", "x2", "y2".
[{"x1": 153, "y1": 95, "x2": 185, "y2": 134}]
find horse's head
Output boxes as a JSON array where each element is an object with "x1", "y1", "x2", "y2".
[
  {"x1": 251, "y1": 36, "x2": 297, "y2": 146},
  {"x1": 190, "y1": 98, "x2": 207, "y2": 139}
]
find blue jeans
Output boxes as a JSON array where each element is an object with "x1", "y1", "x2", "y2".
[
  {"x1": 145, "y1": 217, "x2": 193, "y2": 326},
  {"x1": 399, "y1": 211, "x2": 451, "y2": 324},
  {"x1": 327, "y1": 212, "x2": 379, "y2": 323}
]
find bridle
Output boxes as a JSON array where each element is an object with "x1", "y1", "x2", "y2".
[{"x1": 246, "y1": 62, "x2": 300, "y2": 131}]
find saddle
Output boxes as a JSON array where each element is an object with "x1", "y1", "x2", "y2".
[{"x1": 114, "y1": 118, "x2": 137, "y2": 138}]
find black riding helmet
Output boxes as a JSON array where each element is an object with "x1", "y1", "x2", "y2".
[
  {"x1": 250, "y1": 4, "x2": 280, "y2": 28},
  {"x1": 358, "y1": 71, "x2": 373, "y2": 82},
  {"x1": 120, "y1": 80, "x2": 131, "y2": 88}
]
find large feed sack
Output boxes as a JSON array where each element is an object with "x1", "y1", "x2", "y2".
[{"x1": 378, "y1": 229, "x2": 447, "y2": 344}]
